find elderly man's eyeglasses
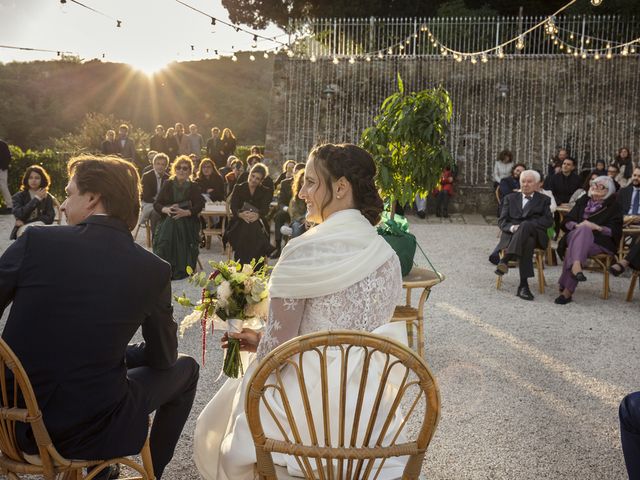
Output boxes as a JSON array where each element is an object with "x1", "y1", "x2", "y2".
[{"x1": 589, "y1": 181, "x2": 607, "y2": 190}]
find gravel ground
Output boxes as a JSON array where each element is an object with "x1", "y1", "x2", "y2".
[{"x1": 0, "y1": 212, "x2": 636, "y2": 479}]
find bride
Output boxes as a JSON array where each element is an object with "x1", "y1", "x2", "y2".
[{"x1": 193, "y1": 143, "x2": 405, "y2": 479}]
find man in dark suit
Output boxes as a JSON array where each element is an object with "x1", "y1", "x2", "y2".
[
  {"x1": 617, "y1": 166, "x2": 640, "y2": 217},
  {"x1": 115, "y1": 124, "x2": 136, "y2": 164},
  {"x1": 0, "y1": 155, "x2": 198, "y2": 479},
  {"x1": 495, "y1": 170, "x2": 553, "y2": 300},
  {"x1": 140, "y1": 152, "x2": 169, "y2": 233},
  {"x1": 545, "y1": 157, "x2": 582, "y2": 204}
]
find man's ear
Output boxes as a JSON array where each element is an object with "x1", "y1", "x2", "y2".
[{"x1": 87, "y1": 192, "x2": 102, "y2": 209}]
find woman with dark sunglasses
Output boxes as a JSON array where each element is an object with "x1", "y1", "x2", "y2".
[{"x1": 153, "y1": 155, "x2": 205, "y2": 280}]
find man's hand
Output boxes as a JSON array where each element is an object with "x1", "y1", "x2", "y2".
[
  {"x1": 510, "y1": 224, "x2": 520, "y2": 233},
  {"x1": 15, "y1": 219, "x2": 24, "y2": 227}
]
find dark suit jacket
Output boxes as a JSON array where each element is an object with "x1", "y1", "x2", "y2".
[
  {"x1": 141, "y1": 170, "x2": 169, "y2": 204},
  {"x1": 558, "y1": 194, "x2": 623, "y2": 256},
  {"x1": 115, "y1": 136, "x2": 136, "y2": 161},
  {"x1": 546, "y1": 172, "x2": 582, "y2": 204},
  {"x1": 617, "y1": 184, "x2": 639, "y2": 215},
  {"x1": 0, "y1": 139, "x2": 11, "y2": 170},
  {"x1": 497, "y1": 191, "x2": 553, "y2": 250},
  {"x1": 0, "y1": 216, "x2": 177, "y2": 460}
]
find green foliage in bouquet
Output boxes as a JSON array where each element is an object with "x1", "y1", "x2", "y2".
[{"x1": 175, "y1": 258, "x2": 271, "y2": 378}]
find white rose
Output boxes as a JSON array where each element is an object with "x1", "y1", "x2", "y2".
[{"x1": 217, "y1": 280, "x2": 232, "y2": 308}]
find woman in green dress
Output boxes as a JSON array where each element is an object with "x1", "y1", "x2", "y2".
[{"x1": 153, "y1": 155, "x2": 205, "y2": 280}]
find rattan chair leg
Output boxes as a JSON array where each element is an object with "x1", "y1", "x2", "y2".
[
  {"x1": 603, "y1": 257, "x2": 611, "y2": 300},
  {"x1": 496, "y1": 274, "x2": 502, "y2": 290},
  {"x1": 627, "y1": 271, "x2": 639, "y2": 302},
  {"x1": 145, "y1": 222, "x2": 152, "y2": 249},
  {"x1": 536, "y1": 253, "x2": 545, "y2": 294}
]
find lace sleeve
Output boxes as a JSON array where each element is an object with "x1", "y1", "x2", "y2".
[{"x1": 256, "y1": 297, "x2": 306, "y2": 360}]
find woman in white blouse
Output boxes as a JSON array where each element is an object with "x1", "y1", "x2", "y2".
[{"x1": 193, "y1": 143, "x2": 406, "y2": 480}]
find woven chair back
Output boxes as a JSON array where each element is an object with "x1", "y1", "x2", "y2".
[{"x1": 246, "y1": 330, "x2": 440, "y2": 480}]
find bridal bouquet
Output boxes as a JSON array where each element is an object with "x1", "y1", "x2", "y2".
[{"x1": 176, "y1": 259, "x2": 270, "y2": 378}]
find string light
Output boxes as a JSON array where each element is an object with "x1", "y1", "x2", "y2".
[
  {"x1": 497, "y1": 47, "x2": 505, "y2": 59},
  {"x1": 377, "y1": 52, "x2": 383, "y2": 59},
  {"x1": 606, "y1": 49, "x2": 613, "y2": 59},
  {"x1": 332, "y1": 56, "x2": 339, "y2": 64},
  {"x1": 481, "y1": 54, "x2": 488, "y2": 63},
  {"x1": 365, "y1": 55, "x2": 371, "y2": 62},
  {"x1": 591, "y1": 0, "x2": 603, "y2": 5},
  {"x1": 249, "y1": 54, "x2": 255, "y2": 61},
  {"x1": 348, "y1": 57, "x2": 355, "y2": 64},
  {"x1": 310, "y1": 54, "x2": 316, "y2": 62},
  {"x1": 516, "y1": 36, "x2": 525, "y2": 50},
  {"x1": 231, "y1": 54, "x2": 237, "y2": 61}
]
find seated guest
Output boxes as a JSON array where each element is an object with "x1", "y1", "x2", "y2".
[
  {"x1": 195, "y1": 158, "x2": 225, "y2": 202},
  {"x1": 226, "y1": 163, "x2": 272, "y2": 265},
  {"x1": 607, "y1": 164, "x2": 621, "y2": 191},
  {"x1": 141, "y1": 150, "x2": 158, "y2": 175},
  {"x1": 271, "y1": 162, "x2": 305, "y2": 258},
  {"x1": 101, "y1": 129, "x2": 117, "y2": 155},
  {"x1": 555, "y1": 176, "x2": 622, "y2": 304},
  {"x1": 498, "y1": 163, "x2": 525, "y2": 200},
  {"x1": 153, "y1": 155, "x2": 205, "y2": 280},
  {"x1": 617, "y1": 166, "x2": 640, "y2": 217},
  {"x1": 433, "y1": 165, "x2": 455, "y2": 218},
  {"x1": 0, "y1": 155, "x2": 198, "y2": 479},
  {"x1": 219, "y1": 155, "x2": 235, "y2": 179},
  {"x1": 139, "y1": 153, "x2": 169, "y2": 236},
  {"x1": 150, "y1": 125, "x2": 167, "y2": 155},
  {"x1": 238, "y1": 154, "x2": 274, "y2": 195},
  {"x1": 224, "y1": 158, "x2": 244, "y2": 196},
  {"x1": 492, "y1": 149, "x2": 514, "y2": 188},
  {"x1": 568, "y1": 172, "x2": 598, "y2": 207},
  {"x1": 249, "y1": 145, "x2": 262, "y2": 157},
  {"x1": 546, "y1": 157, "x2": 582, "y2": 205},
  {"x1": 546, "y1": 147, "x2": 569, "y2": 179},
  {"x1": 620, "y1": 392, "x2": 640, "y2": 480},
  {"x1": 288, "y1": 167, "x2": 307, "y2": 238},
  {"x1": 274, "y1": 160, "x2": 295, "y2": 189},
  {"x1": 610, "y1": 237, "x2": 640, "y2": 276},
  {"x1": 10, "y1": 165, "x2": 56, "y2": 240},
  {"x1": 494, "y1": 170, "x2": 553, "y2": 301},
  {"x1": 592, "y1": 159, "x2": 607, "y2": 177},
  {"x1": 613, "y1": 146, "x2": 635, "y2": 188}
]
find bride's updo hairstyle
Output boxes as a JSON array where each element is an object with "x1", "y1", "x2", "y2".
[{"x1": 309, "y1": 143, "x2": 384, "y2": 226}]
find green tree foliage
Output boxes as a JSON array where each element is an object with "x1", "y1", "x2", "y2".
[
  {"x1": 222, "y1": 0, "x2": 640, "y2": 29},
  {"x1": 0, "y1": 54, "x2": 274, "y2": 150},
  {"x1": 361, "y1": 74, "x2": 453, "y2": 216}
]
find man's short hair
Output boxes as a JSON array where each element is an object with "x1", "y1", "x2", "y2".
[
  {"x1": 512, "y1": 163, "x2": 526, "y2": 173},
  {"x1": 563, "y1": 157, "x2": 576, "y2": 166},
  {"x1": 520, "y1": 169, "x2": 541, "y2": 183},
  {"x1": 67, "y1": 155, "x2": 140, "y2": 231},
  {"x1": 153, "y1": 153, "x2": 169, "y2": 166},
  {"x1": 250, "y1": 162, "x2": 269, "y2": 178},
  {"x1": 246, "y1": 154, "x2": 262, "y2": 166},
  {"x1": 119, "y1": 124, "x2": 129, "y2": 133}
]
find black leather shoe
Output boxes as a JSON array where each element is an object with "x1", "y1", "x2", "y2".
[
  {"x1": 516, "y1": 286, "x2": 534, "y2": 301},
  {"x1": 495, "y1": 263, "x2": 508, "y2": 276},
  {"x1": 554, "y1": 295, "x2": 573, "y2": 305},
  {"x1": 571, "y1": 271, "x2": 587, "y2": 282},
  {"x1": 489, "y1": 253, "x2": 500, "y2": 265}
]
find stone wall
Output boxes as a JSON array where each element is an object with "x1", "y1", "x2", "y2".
[{"x1": 264, "y1": 55, "x2": 640, "y2": 214}]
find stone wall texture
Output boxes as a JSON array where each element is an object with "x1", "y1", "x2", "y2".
[{"x1": 264, "y1": 55, "x2": 640, "y2": 214}]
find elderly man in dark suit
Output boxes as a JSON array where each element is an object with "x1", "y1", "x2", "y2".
[
  {"x1": 0, "y1": 155, "x2": 198, "y2": 479},
  {"x1": 495, "y1": 169, "x2": 554, "y2": 300},
  {"x1": 140, "y1": 152, "x2": 170, "y2": 234}
]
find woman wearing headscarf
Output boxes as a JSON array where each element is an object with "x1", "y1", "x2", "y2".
[{"x1": 555, "y1": 175, "x2": 623, "y2": 304}]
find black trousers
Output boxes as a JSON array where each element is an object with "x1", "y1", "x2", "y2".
[
  {"x1": 620, "y1": 392, "x2": 640, "y2": 480},
  {"x1": 126, "y1": 344, "x2": 199, "y2": 479},
  {"x1": 503, "y1": 222, "x2": 542, "y2": 279}
]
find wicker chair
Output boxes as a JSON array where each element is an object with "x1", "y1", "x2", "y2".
[
  {"x1": 0, "y1": 338, "x2": 155, "y2": 480},
  {"x1": 495, "y1": 248, "x2": 547, "y2": 294},
  {"x1": 584, "y1": 253, "x2": 613, "y2": 299},
  {"x1": 246, "y1": 330, "x2": 440, "y2": 480}
]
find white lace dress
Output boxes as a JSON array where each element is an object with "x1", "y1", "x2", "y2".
[{"x1": 193, "y1": 256, "x2": 403, "y2": 480}]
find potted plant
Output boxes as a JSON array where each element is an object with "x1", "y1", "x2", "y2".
[{"x1": 361, "y1": 73, "x2": 453, "y2": 276}]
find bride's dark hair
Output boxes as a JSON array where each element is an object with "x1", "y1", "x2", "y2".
[{"x1": 308, "y1": 143, "x2": 383, "y2": 225}]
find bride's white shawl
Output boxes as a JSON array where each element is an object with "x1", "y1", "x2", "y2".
[{"x1": 268, "y1": 209, "x2": 395, "y2": 299}]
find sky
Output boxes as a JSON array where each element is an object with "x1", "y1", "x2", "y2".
[{"x1": 0, "y1": 0, "x2": 287, "y2": 74}]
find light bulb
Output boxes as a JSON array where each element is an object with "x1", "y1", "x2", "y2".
[
  {"x1": 232, "y1": 55, "x2": 238, "y2": 62},
  {"x1": 606, "y1": 50, "x2": 613, "y2": 59},
  {"x1": 310, "y1": 55, "x2": 316, "y2": 63},
  {"x1": 516, "y1": 37, "x2": 525, "y2": 50},
  {"x1": 441, "y1": 49, "x2": 448, "y2": 56},
  {"x1": 481, "y1": 54, "x2": 488, "y2": 63},
  {"x1": 263, "y1": 52, "x2": 269, "y2": 59},
  {"x1": 591, "y1": 0, "x2": 603, "y2": 5},
  {"x1": 581, "y1": 51, "x2": 587, "y2": 59},
  {"x1": 497, "y1": 47, "x2": 505, "y2": 58},
  {"x1": 631, "y1": 46, "x2": 637, "y2": 54},
  {"x1": 249, "y1": 54, "x2": 255, "y2": 61},
  {"x1": 470, "y1": 56, "x2": 477, "y2": 64},
  {"x1": 332, "y1": 57, "x2": 339, "y2": 64},
  {"x1": 387, "y1": 48, "x2": 393, "y2": 54},
  {"x1": 377, "y1": 52, "x2": 383, "y2": 59},
  {"x1": 566, "y1": 47, "x2": 571, "y2": 53},
  {"x1": 287, "y1": 50, "x2": 294, "y2": 57},
  {"x1": 594, "y1": 53, "x2": 600, "y2": 60},
  {"x1": 348, "y1": 57, "x2": 355, "y2": 64},
  {"x1": 365, "y1": 56, "x2": 371, "y2": 62},
  {"x1": 455, "y1": 55, "x2": 462, "y2": 63}
]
